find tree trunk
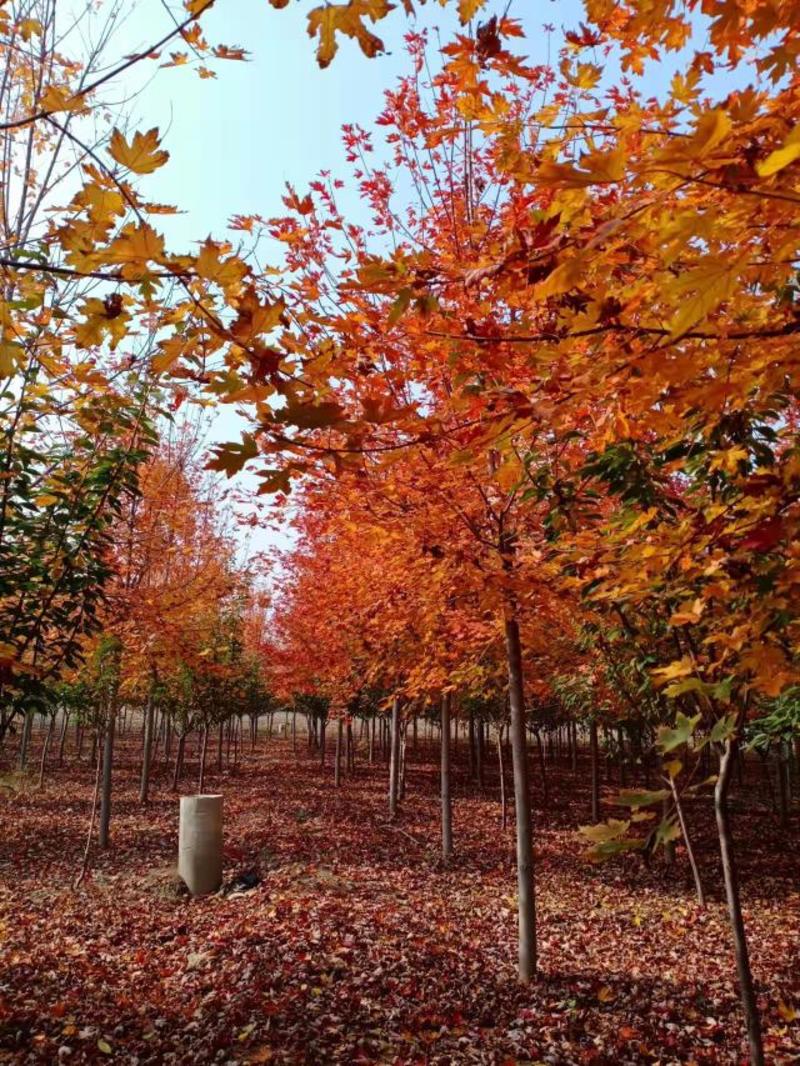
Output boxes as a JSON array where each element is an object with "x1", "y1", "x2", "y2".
[
  {"x1": 369, "y1": 716, "x2": 375, "y2": 764},
  {"x1": 58, "y1": 710, "x2": 70, "y2": 768},
  {"x1": 505, "y1": 615, "x2": 537, "y2": 982},
  {"x1": 498, "y1": 726, "x2": 507, "y2": 830},
  {"x1": 319, "y1": 719, "x2": 327, "y2": 769},
  {"x1": 590, "y1": 719, "x2": 600, "y2": 822},
  {"x1": 292, "y1": 710, "x2": 297, "y2": 754},
  {"x1": 534, "y1": 729, "x2": 549, "y2": 807},
  {"x1": 139, "y1": 693, "x2": 156, "y2": 804},
  {"x1": 388, "y1": 697, "x2": 401, "y2": 818},
  {"x1": 199, "y1": 725, "x2": 209, "y2": 793},
  {"x1": 98, "y1": 705, "x2": 116, "y2": 850},
  {"x1": 441, "y1": 692, "x2": 453, "y2": 861},
  {"x1": 18, "y1": 708, "x2": 33, "y2": 770},
  {"x1": 669, "y1": 775, "x2": 705, "y2": 905},
  {"x1": 37, "y1": 713, "x2": 55, "y2": 789},
  {"x1": 662, "y1": 797, "x2": 676, "y2": 867},
  {"x1": 777, "y1": 741, "x2": 790, "y2": 829},
  {"x1": 715, "y1": 739, "x2": 764, "y2": 1066},
  {"x1": 334, "y1": 718, "x2": 343, "y2": 787},
  {"x1": 468, "y1": 709, "x2": 476, "y2": 779},
  {"x1": 398, "y1": 723, "x2": 407, "y2": 801},
  {"x1": 172, "y1": 733, "x2": 186, "y2": 791}
]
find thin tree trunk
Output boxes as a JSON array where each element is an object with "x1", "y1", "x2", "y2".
[
  {"x1": 199, "y1": 725, "x2": 209, "y2": 793},
  {"x1": 388, "y1": 697, "x2": 401, "y2": 818},
  {"x1": 441, "y1": 692, "x2": 453, "y2": 861},
  {"x1": 139, "y1": 693, "x2": 155, "y2": 804},
  {"x1": 58, "y1": 709, "x2": 69, "y2": 768},
  {"x1": 217, "y1": 721, "x2": 224, "y2": 771},
  {"x1": 369, "y1": 716, "x2": 375, "y2": 764},
  {"x1": 715, "y1": 738, "x2": 764, "y2": 1066},
  {"x1": 662, "y1": 797, "x2": 676, "y2": 867},
  {"x1": 777, "y1": 743, "x2": 790, "y2": 828},
  {"x1": 319, "y1": 719, "x2": 327, "y2": 769},
  {"x1": 37, "y1": 713, "x2": 55, "y2": 789},
  {"x1": 399, "y1": 724, "x2": 407, "y2": 801},
  {"x1": 75, "y1": 744, "x2": 102, "y2": 888},
  {"x1": 18, "y1": 708, "x2": 33, "y2": 770},
  {"x1": 534, "y1": 729, "x2": 549, "y2": 807},
  {"x1": 292, "y1": 710, "x2": 297, "y2": 754},
  {"x1": 590, "y1": 719, "x2": 600, "y2": 822},
  {"x1": 668, "y1": 775, "x2": 705, "y2": 906},
  {"x1": 505, "y1": 615, "x2": 537, "y2": 982},
  {"x1": 468, "y1": 709, "x2": 476, "y2": 779},
  {"x1": 172, "y1": 733, "x2": 186, "y2": 791},
  {"x1": 497, "y1": 726, "x2": 507, "y2": 830},
  {"x1": 476, "y1": 718, "x2": 484, "y2": 789},
  {"x1": 334, "y1": 718, "x2": 343, "y2": 787},
  {"x1": 98, "y1": 704, "x2": 116, "y2": 850}
]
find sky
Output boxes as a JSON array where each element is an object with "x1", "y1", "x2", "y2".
[{"x1": 75, "y1": 0, "x2": 747, "y2": 563}]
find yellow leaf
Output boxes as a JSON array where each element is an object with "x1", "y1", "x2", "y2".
[
  {"x1": 667, "y1": 256, "x2": 744, "y2": 338},
  {"x1": 195, "y1": 240, "x2": 248, "y2": 290},
  {"x1": 535, "y1": 256, "x2": 585, "y2": 298},
  {"x1": 458, "y1": 0, "x2": 485, "y2": 22},
  {"x1": 0, "y1": 341, "x2": 23, "y2": 378},
  {"x1": 34, "y1": 494, "x2": 59, "y2": 507},
  {"x1": 778, "y1": 1000, "x2": 798, "y2": 1022},
  {"x1": 107, "y1": 223, "x2": 166, "y2": 279},
  {"x1": 757, "y1": 126, "x2": 800, "y2": 177},
  {"x1": 40, "y1": 85, "x2": 84, "y2": 115},
  {"x1": 597, "y1": 985, "x2": 616, "y2": 1003},
  {"x1": 652, "y1": 656, "x2": 694, "y2": 683},
  {"x1": 108, "y1": 127, "x2": 169, "y2": 174},
  {"x1": 20, "y1": 18, "x2": 43, "y2": 40}
]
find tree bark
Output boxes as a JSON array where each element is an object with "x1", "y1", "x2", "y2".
[
  {"x1": 199, "y1": 724, "x2": 209, "y2": 793},
  {"x1": 172, "y1": 732, "x2": 186, "y2": 791},
  {"x1": 98, "y1": 705, "x2": 116, "y2": 850},
  {"x1": 18, "y1": 708, "x2": 33, "y2": 770},
  {"x1": 669, "y1": 775, "x2": 705, "y2": 906},
  {"x1": 505, "y1": 615, "x2": 537, "y2": 982},
  {"x1": 590, "y1": 718, "x2": 600, "y2": 822},
  {"x1": 37, "y1": 713, "x2": 55, "y2": 789},
  {"x1": 497, "y1": 725, "x2": 508, "y2": 829},
  {"x1": 139, "y1": 692, "x2": 155, "y2": 804},
  {"x1": 388, "y1": 697, "x2": 401, "y2": 818},
  {"x1": 441, "y1": 692, "x2": 453, "y2": 861},
  {"x1": 334, "y1": 718, "x2": 343, "y2": 787},
  {"x1": 715, "y1": 738, "x2": 764, "y2": 1066},
  {"x1": 58, "y1": 709, "x2": 70, "y2": 768}
]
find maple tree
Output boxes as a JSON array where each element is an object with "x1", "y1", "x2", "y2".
[{"x1": 2, "y1": 0, "x2": 800, "y2": 1063}]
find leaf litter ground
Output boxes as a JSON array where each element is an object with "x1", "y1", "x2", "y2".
[{"x1": 1, "y1": 735, "x2": 798, "y2": 1064}]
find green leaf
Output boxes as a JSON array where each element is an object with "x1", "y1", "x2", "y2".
[
  {"x1": 664, "y1": 677, "x2": 707, "y2": 698},
  {"x1": 387, "y1": 288, "x2": 412, "y2": 326},
  {"x1": 586, "y1": 839, "x2": 644, "y2": 863},
  {"x1": 612, "y1": 788, "x2": 669, "y2": 809},
  {"x1": 656, "y1": 712, "x2": 702, "y2": 753},
  {"x1": 709, "y1": 712, "x2": 738, "y2": 744},
  {"x1": 97, "y1": 1039, "x2": 112, "y2": 1055},
  {"x1": 579, "y1": 817, "x2": 630, "y2": 843},
  {"x1": 654, "y1": 817, "x2": 681, "y2": 848}
]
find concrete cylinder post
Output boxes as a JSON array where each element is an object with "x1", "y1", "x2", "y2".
[{"x1": 178, "y1": 794, "x2": 223, "y2": 896}]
